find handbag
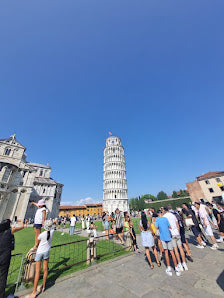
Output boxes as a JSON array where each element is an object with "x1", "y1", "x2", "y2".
[{"x1": 185, "y1": 218, "x2": 194, "y2": 227}]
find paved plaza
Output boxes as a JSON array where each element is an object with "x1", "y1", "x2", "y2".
[{"x1": 20, "y1": 233, "x2": 224, "y2": 298}]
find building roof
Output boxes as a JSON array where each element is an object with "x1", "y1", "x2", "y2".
[
  {"x1": 197, "y1": 171, "x2": 224, "y2": 181},
  {"x1": 84, "y1": 203, "x2": 102, "y2": 207},
  {"x1": 28, "y1": 162, "x2": 51, "y2": 169},
  {"x1": 0, "y1": 158, "x2": 19, "y2": 168},
  {"x1": 34, "y1": 177, "x2": 57, "y2": 185},
  {"x1": 60, "y1": 206, "x2": 86, "y2": 210},
  {"x1": 59, "y1": 203, "x2": 102, "y2": 210}
]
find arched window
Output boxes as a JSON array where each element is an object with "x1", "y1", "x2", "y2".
[
  {"x1": 4, "y1": 148, "x2": 11, "y2": 156},
  {"x1": 2, "y1": 168, "x2": 11, "y2": 182}
]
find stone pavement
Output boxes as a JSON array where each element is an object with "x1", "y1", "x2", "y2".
[{"x1": 20, "y1": 233, "x2": 224, "y2": 298}]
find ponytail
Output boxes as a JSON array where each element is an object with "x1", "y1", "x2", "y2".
[
  {"x1": 47, "y1": 230, "x2": 50, "y2": 240},
  {"x1": 141, "y1": 211, "x2": 148, "y2": 231}
]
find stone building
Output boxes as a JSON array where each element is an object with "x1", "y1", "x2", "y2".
[
  {"x1": 59, "y1": 203, "x2": 102, "y2": 218},
  {"x1": 0, "y1": 135, "x2": 63, "y2": 222},
  {"x1": 186, "y1": 171, "x2": 224, "y2": 202},
  {"x1": 103, "y1": 136, "x2": 129, "y2": 214}
]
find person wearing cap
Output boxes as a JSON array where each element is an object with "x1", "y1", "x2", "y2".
[
  {"x1": 29, "y1": 220, "x2": 54, "y2": 298},
  {"x1": 30, "y1": 199, "x2": 47, "y2": 251}
]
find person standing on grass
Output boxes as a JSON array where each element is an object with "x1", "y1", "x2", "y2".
[
  {"x1": 86, "y1": 214, "x2": 90, "y2": 230},
  {"x1": 0, "y1": 219, "x2": 24, "y2": 298},
  {"x1": 81, "y1": 216, "x2": 85, "y2": 230},
  {"x1": 163, "y1": 206, "x2": 188, "y2": 271},
  {"x1": 115, "y1": 208, "x2": 124, "y2": 244},
  {"x1": 139, "y1": 211, "x2": 160, "y2": 268},
  {"x1": 70, "y1": 214, "x2": 76, "y2": 235},
  {"x1": 195, "y1": 202, "x2": 219, "y2": 250},
  {"x1": 155, "y1": 211, "x2": 181, "y2": 277},
  {"x1": 29, "y1": 221, "x2": 54, "y2": 298},
  {"x1": 30, "y1": 199, "x2": 46, "y2": 251}
]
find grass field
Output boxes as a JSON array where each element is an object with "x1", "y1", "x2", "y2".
[{"x1": 6, "y1": 227, "x2": 128, "y2": 296}]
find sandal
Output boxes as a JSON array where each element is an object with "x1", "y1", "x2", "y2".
[
  {"x1": 150, "y1": 264, "x2": 154, "y2": 269},
  {"x1": 157, "y1": 261, "x2": 161, "y2": 267}
]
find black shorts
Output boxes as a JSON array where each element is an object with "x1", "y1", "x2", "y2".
[
  {"x1": 180, "y1": 227, "x2": 186, "y2": 244},
  {"x1": 34, "y1": 224, "x2": 42, "y2": 229},
  {"x1": 116, "y1": 227, "x2": 123, "y2": 234},
  {"x1": 218, "y1": 223, "x2": 224, "y2": 233},
  {"x1": 191, "y1": 225, "x2": 200, "y2": 237}
]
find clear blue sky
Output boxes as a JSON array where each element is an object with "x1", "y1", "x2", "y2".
[{"x1": 1, "y1": 1, "x2": 224, "y2": 205}]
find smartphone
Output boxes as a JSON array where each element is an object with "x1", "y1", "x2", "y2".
[{"x1": 15, "y1": 216, "x2": 17, "y2": 222}]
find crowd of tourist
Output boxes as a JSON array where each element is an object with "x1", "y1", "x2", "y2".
[{"x1": 1, "y1": 198, "x2": 223, "y2": 297}]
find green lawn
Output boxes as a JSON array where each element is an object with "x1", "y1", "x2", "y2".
[
  {"x1": 6, "y1": 226, "x2": 128, "y2": 296},
  {"x1": 64, "y1": 220, "x2": 104, "y2": 231}
]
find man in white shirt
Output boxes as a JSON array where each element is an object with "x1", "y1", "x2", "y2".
[
  {"x1": 163, "y1": 206, "x2": 188, "y2": 271},
  {"x1": 70, "y1": 215, "x2": 76, "y2": 235},
  {"x1": 195, "y1": 203, "x2": 219, "y2": 250}
]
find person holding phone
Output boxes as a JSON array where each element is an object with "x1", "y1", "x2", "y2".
[{"x1": 0, "y1": 219, "x2": 24, "y2": 298}]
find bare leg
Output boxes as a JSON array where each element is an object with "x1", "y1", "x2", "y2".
[
  {"x1": 118, "y1": 233, "x2": 124, "y2": 244},
  {"x1": 178, "y1": 246, "x2": 186, "y2": 263},
  {"x1": 105, "y1": 229, "x2": 109, "y2": 240},
  {"x1": 210, "y1": 236, "x2": 216, "y2": 245},
  {"x1": 183, "y1": 242, "x2": 191, "y2": 256},
  {"x1": 158, "y1": 239, "x2": 164, "y2": 255},
  {"x1": 173, "y1": 247, "x2": 181, "y2": 263},
  {"x1": 29, "y1": 261, "x2": 41, "y2": 297},
  {"x1": 42, "y1": 259, "x2": 49, "y2": 292},
  {"x1": 196, "y1": 235, "x2": 203, "y2": 245},
  {"x1": 164, "y1": 249, "x2": 170, "y2": 267},
  {"x1": 170, "y1": 250, "x2": 177, "y2": 268},
  {"x1": 152, "y1": 246, "x2": 160, "y2": 264},
  {"x1": 145, "y1": 247, "x2": 153, "y2": 268}
]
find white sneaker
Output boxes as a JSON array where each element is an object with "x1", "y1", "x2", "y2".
[
  {"x1": 165, "y1": 267, "x2": 172, "y2": 276},
  {"x1": 182, "y1": 262, "x2": 188, "y2": 271},
  {"x1": 216, "y1": 238, "x2": 223, "y2": 243},
  {"x1": 175, "y1": 267, "x2": 181, "y2": 276},
  {"x1": 201, "y1": 241, "x2": 206, "y2": 246},
  {"x1": 196, "y1": 244, "x2": 204, "y2": 249},
  {"x1": 177, "y1": 263, "x2": 184, "y2": 272},
  {"x1": 210, "y1": 244, "x2": 218, "y2": 250}
]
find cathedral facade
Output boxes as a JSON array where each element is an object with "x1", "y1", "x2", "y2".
[
  {"x1": 103, "y1": 136, "x2": 129, "y2": 214},
  {"x1": 0, "y1": 135, "x2": 63, "y2": 222}
]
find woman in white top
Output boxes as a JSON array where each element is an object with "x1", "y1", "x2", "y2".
[
  {"x1": 29, "y1": 220, "x2": 54, "y2": 298},
  {"x1": 30, "y1": 199, "x2": 46, "y2": 251}
]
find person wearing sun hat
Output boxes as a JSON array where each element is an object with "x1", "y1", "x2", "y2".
[
  {"x1": 30, "y1": 199, "x2": 47, "y2": 251},
  {"x1": 29, "y1": 220, "x2": 54, "y2": 298}
]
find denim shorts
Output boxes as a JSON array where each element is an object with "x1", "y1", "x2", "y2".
[
  {"x1": 34, "y1": 224, "x2": 42, "y2": 229},
  {"x1": 35, "y1": 251, "x2": 50, "y2": 261},
  {"x1": 104, "y1": 221, "x2": 109, "y2": 230}
]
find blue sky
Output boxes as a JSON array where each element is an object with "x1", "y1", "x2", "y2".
[{"x1": 1, "y1": 1, "x2": 224, "y2": 205}]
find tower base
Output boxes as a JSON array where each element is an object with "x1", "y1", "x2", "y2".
[{"x1": 103, "y1": 199, "x2": 129, "y2": 214}]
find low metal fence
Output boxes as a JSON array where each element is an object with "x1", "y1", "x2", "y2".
[
  {"x1": 6, "y1": 253, "x2": 24, "y2": 292},
  {"x1": 5, "y1": 231, "x2": 132, "y2": 296}
]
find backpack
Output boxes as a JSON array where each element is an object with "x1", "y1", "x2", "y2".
[{"x1": 171, "y1": 211, "x2": 184, "y2": 228}]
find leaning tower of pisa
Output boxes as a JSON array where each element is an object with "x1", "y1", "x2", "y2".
[{"x1": 103, "y1": 136, "x2": 129, "y2": 214}]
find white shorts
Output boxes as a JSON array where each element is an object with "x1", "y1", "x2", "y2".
[{"x1": 204, "y1": 224, "x2": 213, "y2": 237}]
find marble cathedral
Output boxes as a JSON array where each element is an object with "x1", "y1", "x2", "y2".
[{"x1": 0, "y1": 135, "x2": 63, "y2": 221}]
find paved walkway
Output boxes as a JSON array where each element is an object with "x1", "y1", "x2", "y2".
[{"x1": 21, "y1": 233, "x2": 224, "y2": 298}]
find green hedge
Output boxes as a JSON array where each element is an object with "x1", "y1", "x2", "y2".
[{"x1": 144, "y1": 197, "x2": 192, "y2": 211}]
